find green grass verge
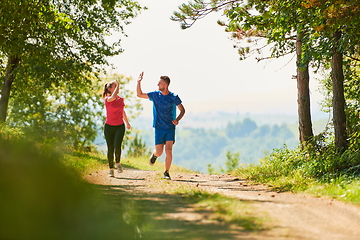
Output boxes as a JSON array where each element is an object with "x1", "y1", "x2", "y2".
[
  {"x1": 172, "y1": 187, "x2": 270, "y2": 231},
  {"x1": 63, "y1": 150, "x2": 196, "y2": 176},
  {"x1": 305, "y1": 178, "x2": 360, "y2": 203},
  {"x1": 121, "y1": 156, "x2": 195, "y2": 173},
  {"x1": 233, "y1": 165, "x2": 360, "y2": 205},
  {"x1": 62, "y1": 151, "x2": 108, "y2": 176}
]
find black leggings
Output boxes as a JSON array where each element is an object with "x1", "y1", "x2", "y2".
[{"x1": 104, "y1": 123, "x2": 125, "y2": 169}]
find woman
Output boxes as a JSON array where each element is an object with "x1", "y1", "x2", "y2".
[{"x1": 102, "y1": 80, "x2": 131, "y2": 177}]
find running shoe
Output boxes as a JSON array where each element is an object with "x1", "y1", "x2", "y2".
[
  {"x1": 109, "y1": 169, "x2": 115, "y2": 177},
  {"x1": 115, "y1": 163, "x2": 123, "y2": 173},
  {"x1": 163, "y1": 170, "x2": 171, "y2": 180},
  {"x1": 149, "y1": 153, "x2": 157, "y2": 166}
]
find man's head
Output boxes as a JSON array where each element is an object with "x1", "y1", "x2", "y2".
[
  {"x1": 158, "y1": 76, "x2": 170, "y2": 91},
  {"x1": 160, "y1": 76, "x2": 170, "y2": 85}
]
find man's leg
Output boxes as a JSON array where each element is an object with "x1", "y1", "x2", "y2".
[
  {"x1": 164, "y1": 141, "x2": 174, "y2": 171},
  {"x1": 154, "y1": 144, "x2": 164, "y2": 157},
  {"x1": 149, "y1": 144, "x2": 164, "y2": 166}
]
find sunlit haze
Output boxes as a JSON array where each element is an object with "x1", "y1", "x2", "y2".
[{"x1": 107, "y1": 0, "x2": 326, "y2": 118}]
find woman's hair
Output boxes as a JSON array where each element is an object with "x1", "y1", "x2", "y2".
[{"x1": 102, "y1": 82, "x2": 113, "y2": 99}]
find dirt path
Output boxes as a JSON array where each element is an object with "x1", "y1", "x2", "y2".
[{"x1": 85, "y1": 169, "x2": 360, "y2": 240}]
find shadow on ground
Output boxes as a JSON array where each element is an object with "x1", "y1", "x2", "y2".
[{"x1": 96, "y1": 184, "x2": 266, "y2": 240}]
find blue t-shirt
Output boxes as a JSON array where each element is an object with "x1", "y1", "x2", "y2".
[{"x1": 147, "y1": 91, "x2": 182, "y2": 129}]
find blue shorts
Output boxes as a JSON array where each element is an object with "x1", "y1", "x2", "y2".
[{"x1": 155, "y1": 128, "x2": 175, "y2": 145}]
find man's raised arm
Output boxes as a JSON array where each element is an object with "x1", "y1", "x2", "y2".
[{"x1": 136, "y1": 72, "x2": 149, "y2": 99}]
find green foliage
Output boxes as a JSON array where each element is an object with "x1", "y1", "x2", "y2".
[
  {"x1": 343, "y1": 62, "x2": 360, "y2": 141},
  {"x1": 127, "y1": 133, "x2": 151, "y2": 158},
  {"x1": 172, "y1": 0, "x2": 360, "y2": 202},
  {"x1": 0, "y1": 0, "x2": 144, "y2": 65},
  {"x1": 6, "y1": 72, "x2": 141, "y2": 150},
  {"x1": 207, "y1": 163, "x2": 216, "y2": 175},
  {"x1": 306, "y1": 178, "x2": 360, "y2": 204},
  {"x1": 226, "y1": 118, "x2": 257, "y2": 138},
  {"x1": 63, "y1": 151, "x2": 108, "y2": 176},
  {"x1": 0, "y1": 122, "x2": 24, "y2": 140},
  {"x1": 8, "y1": 73, "x2": 98, "y2": 149},
  {"x1": 210, "y1": 150, "x2": 241, "y2": 173},
  {"x1": 234, "y1": 134, "x2": 360, "y2": 196},
  {"x1": 318, "y1": 58, "x2": 360, "y2": 151},
  {"x1": 0, "y1": 0, "x2": 145, "y2": 122},
  {"x1": 225, "y1": 150, "x2": 240, "y2": 172},
  {"x1": 0, "y1": 133, "x2": 141, "y2": 240},
  {"x1": 0, "y1": 0, "x2": 145, "y2": 149}
]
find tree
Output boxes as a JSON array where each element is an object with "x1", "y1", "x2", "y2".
[
  {"x1": 331, "y1": 30, "x2": 348, "y2": 152},
  {"x1": 296, "y1": 32, "x2": 314, "y2": 143},
  {"x1": 127, "y1": 133, "x2": 150, "y2": 158},
  {"x1": 303, "y1": 0, "x2": 360, "y2": 152},
  {"x1": 225, "y1": 150, "x2": 240, "y2": 172},
  {"x1": 225, "y1": 118, "x2": 257, "y2": 138},
  {"x1": 172, "y1": 0, "x2": 360, "y2": 154},
  {"x1": 343, "y1": 57, "x2": 360, "y2": 144},
  {"x1": 0, "y1": 0, "x2": 144, "y2": 122},
  {"x1": 172, "y1": 0, "x2": 315, "y2": 144},
  {"x1": 7, "y1": 72, "x2": 142, "y2": 150}
]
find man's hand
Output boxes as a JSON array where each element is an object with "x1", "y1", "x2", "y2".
[
  {"x1": 138, "y1": 72, "x2": 144, "y2": 82},
  {"x1": 136, "y1": 71, "x2": 149, "y2": 99}
]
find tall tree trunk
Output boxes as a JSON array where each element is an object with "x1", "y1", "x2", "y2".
[
  {"x1": 331, "y1": 30, "x2": 348, "y2": 153},
  {"x1": 296, "y1": 32, "x2": 313, "y2": 144},
  {"x1": 0, "y1": 56, "x2": 20, "y2": 122}
]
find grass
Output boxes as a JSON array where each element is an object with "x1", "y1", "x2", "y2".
[
  {"x1": 63, "y1": 151, "x2": 194, "y2": 178},
  {"x1": 233, "y1": 163, "x2": 360, "y2": 205},
  {"x1": 121, "y1": 156, "x2": 195, "y2": 173},
  {"x1": 64, "y1": 147, "x2": 196, "y2": 173},
  {"x1": 171, "y1": 186, "x2": 270, "y2": 231},
  {"x1": 62, "y1": 151, "x2": 108, "y2": 176},
  {"x1": 305, "y1": 178, "x2": 360, "y2": 203}
]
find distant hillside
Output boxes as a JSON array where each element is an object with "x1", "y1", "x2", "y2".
[
  {"x1": 131, "y1": 111, "x2": 329, "y2": 130},
  {"x1": 95, "y1": 111, "x2": 329, "y2": 173}
]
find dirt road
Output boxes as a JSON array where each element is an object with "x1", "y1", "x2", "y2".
[{"x1": 85, "y1": 169, "x2": 360, "y2": 240}]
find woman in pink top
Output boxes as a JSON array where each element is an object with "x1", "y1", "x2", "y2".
[{"x1": 102, "y1": 80, "x2": 131, "y2": 177}]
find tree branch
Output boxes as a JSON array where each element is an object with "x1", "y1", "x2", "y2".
[
  {"x1": 173, "y1": 0, "x2": 240, "y2": 29},
  {"x1": 255, "y1": 51, "x2": 293, "y2": 62},
  {"x1": 345, "y1": 54, "x2": 360, "y2": 62}
]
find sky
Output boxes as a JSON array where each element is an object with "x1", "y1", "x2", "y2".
[{"x1": 107, "y1": 0, "x2": 326, "y2": 118}]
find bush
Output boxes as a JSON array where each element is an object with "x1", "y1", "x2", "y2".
[{"x1": 235, "y1": 136, "x2": 360, "y2": 193}]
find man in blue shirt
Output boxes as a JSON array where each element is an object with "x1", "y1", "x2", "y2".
[{"x1": 137, "y1": 72, "x2": 185, "y2": 180}]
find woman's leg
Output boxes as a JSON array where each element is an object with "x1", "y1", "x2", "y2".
[
  {"x1": 114, "y1": 124, "x2": 125, "y2": 163},
  {"x1": 104, "y1": 124, "x2": 115, "y2": 169}
]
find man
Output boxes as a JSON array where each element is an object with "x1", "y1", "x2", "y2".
[{"x1": 136, "y1": 72, "x2": 185, "y2": 180}]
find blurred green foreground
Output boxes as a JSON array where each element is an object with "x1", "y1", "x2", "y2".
[{"x1": 0, "y1": 136, "x2": 139, "y2": 240}]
